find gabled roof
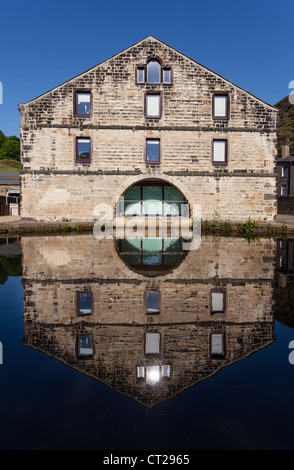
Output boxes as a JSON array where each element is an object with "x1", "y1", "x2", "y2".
[{"x1": 19, "y1": 35, "x2": 277, "y2": 111}]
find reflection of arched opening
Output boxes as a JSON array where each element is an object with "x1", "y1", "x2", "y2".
[
  {"x1": 147, "y1": 59, "x2": 161, "y2": 83},
  {"x1": 116, "y1": 236, "x2": 189, "y2": 277},
  {"x1": 118, "y1": 179, "x2": 189, "y2": 217}
]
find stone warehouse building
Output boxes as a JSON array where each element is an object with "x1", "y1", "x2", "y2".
[
  {"x1": 21, "y1": 234, "x2": 275, "y2": 407},
  {"x1": 18, "y1": 36, "x2": 278, "y2": 223}
]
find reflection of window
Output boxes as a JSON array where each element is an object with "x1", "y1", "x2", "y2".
[
  {"x1": 280, "y1": 256, "x2": 285, "y2": 268},
  {"x1": 281, "y1": 184, "x2": 287, "y2": 195},
  {"x1": 213, "y1": 139, "x2": 227, "y2": 164},
  {"x1": 76, "y1": 92, "x2": 91, "y2": 116},
  {"x1": 281, "y1": 166, "x2": 287, "y2": 177},
  {"x1": 146, "y1": 138, "x2": 160, "y2": 164},
  {"x1": 77, "y1": 335, "x2": 93, "y2": 357},
  {"x1": 146, "y1": 365, "x2": 160, "y2": 385},
  {"x1": 136, "y1": 364, "x2": 170, "y2": 385},
  {"x1": 145, "y1": 290, "x2": 160, "y2": 314},
  {"x1": 145, "y1": 332, "x2": 160, "y2": 354},
  {"x1": 213, "y1": 94, "x2": 228, "y2": 119},
  {"x1": 211, "y1": 288, "x2": 226, "y2": 314},
  {"x1": 211, "y1": 332, "x2": 225, "y2": 357},
  {"x1": 146, "y1": 93, "x2": 161, "y2": 118},
  {"x1": 77, "y1": 291, "x2": 92, "y2": 316},
  {"x1": 147, "y1": 60, "x2": 161, "y2": 83},
  {"x1": 76, "y1": 137, "x2": 91, "y2": 163}
]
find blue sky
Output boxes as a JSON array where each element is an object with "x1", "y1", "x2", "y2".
[{"x1": 0, "y1": 0, "x2": 293, "y2": 137}]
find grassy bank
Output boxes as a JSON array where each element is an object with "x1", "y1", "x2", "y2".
[{"x1": 0, "y1": 159, "x2": 21, "y2": 171}]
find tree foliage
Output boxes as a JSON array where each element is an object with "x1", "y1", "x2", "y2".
[{"x1": 0, "y1": 131, "x2": 20, "y2": 161}]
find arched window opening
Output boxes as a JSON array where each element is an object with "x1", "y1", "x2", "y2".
[{"x1": 147, "y1": 60, "x2": 161, "y2": 83}]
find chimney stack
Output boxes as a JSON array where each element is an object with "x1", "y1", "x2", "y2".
[{"x1": 281, "y1": 144, "x2": 290, "y2": 157}]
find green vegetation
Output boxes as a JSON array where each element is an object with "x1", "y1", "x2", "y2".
[
  {"x1": 0, "y1": 255, "x2": 22, "y2": 285},
  {"x1": 274, "y1": 96, "x2": 294, "y2": 154},
  {"x1": 239, "y1": 217, "x2": 260, "y2": 241},
  {"x1": 0, "y1": 159, "x2": 21, "y2": 171},
  {"x1": 0, "y1": 130, "x2": 20, "y2": 163}
]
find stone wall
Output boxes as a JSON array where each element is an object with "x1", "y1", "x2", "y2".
[
  {"x1": 23, "y1": 322, "x2": 274, "y2": 407},
  {"x1": 19, "y1": 36, "x2": 278, "y2": 222},
  {"x1": 21, "y1": 233, "x2": 276, "y2": 407}
]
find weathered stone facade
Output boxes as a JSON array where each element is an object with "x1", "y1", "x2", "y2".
[
  {"x1": 19, "y1": 36, "x2": 278, "y2": 223},
  {"x1": 22, "y1": 233, "x2": 276, "y2": 406}
]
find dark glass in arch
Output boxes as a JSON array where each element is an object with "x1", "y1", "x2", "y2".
[{"x1": 116, "y1": 237, "x2": 188, "y2": 277}]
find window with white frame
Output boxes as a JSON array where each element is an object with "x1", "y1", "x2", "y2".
[
  {"x1": 213, "y1": 94, "x2": 228, "y2": 119},
  {"x1": 213, "y1": 139, "x2": 227, "y2": 164},
  {"x1": 146, "y1": 93, "x2": 161, "y2": 118}
]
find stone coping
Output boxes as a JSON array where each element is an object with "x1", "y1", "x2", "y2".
[{"x1": 0, "y1": 216, "x2": 293, "y2": 237}]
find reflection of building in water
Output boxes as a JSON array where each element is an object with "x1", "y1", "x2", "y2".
[
  {"x1": 274, "y1": 238, "x2": 294, "y2": 328},
  {"x1": 22, "y1": 234, "x2": 276, "y2": 407}
]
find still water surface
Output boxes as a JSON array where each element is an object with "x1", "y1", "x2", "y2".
[{"x1": 0, "y1": 233, "x2": 294, "y2": 450}]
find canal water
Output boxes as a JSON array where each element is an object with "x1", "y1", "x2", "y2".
[{"x1": 0, "y1": 233, "x2": 294, "y2": 450}]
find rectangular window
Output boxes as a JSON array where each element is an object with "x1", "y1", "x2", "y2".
[
  {"x1": 211, "y1": 289, "x2": 225, "y2": 314},
  {"x1": 213, "y1": 95, "x2": 228, "y2": 119},
  {"x1": 146, "y1": 138, "x2": 160, "y2": 163},
  {"x1": 77, "y1": 335, "x2": 93, "y2": 357},
  {"x1": 77, "y1": 292, "x2": 92, "y2": 316},
  {"x1": 76, "y1": 137, "x2": 91, "y2": 163},
  {"x1": 137, "y1": 366, "x2": 145, "y2": 378},
  {"x1": 137, "y1": 67, "x2": 145, "y2": 83},
  {"x1": 163, "y1": 68, "x2": 171, "y2": 84},
  {"x1": 76, "y1": 92, "x2": 91, "y2": 116},
  {"x1": 281, "y1": 184, "x2": 287, "y2": 195},
  {"x1": 145, "y1": 290, "x2": 160, "y2": 314},
  {"x1": 146, "y1": 365, "x2": 160, "y2": 385},
  {"x1": 211, "y1": 332, "x2": 225, "y2": 357},
  {"x1": 282, "y1": 166, "x2": 287, "y2": 177},
  {"x1": 161, "y1": 365, "x2": 170, "y2": 377},
  {"x1": 213, "y1": 139, "x2": 227, "y2": 164},
  {"x1": 145, "y1": 332, "x2": 160, "y2": 354},
  {"x1": 146, "y1": 94, "x2": 161, "y2": 118}
]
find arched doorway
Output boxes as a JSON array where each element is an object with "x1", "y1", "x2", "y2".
[{"x1": 115, "y1": 179, "x2": 190, "y2": 277}]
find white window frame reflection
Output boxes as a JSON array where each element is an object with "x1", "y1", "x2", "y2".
[
  {"x1": 136, "y1": 364, "x2": 171, "y2": 385},
  {"x1": 145, "y1": 332, "x2": 161, "y2": 355},
  {"x1": 211, "y1": 288, "x2": 226, "y2": 315},
  {"x1": 210, "y1": 332, "x2": 226, "y2": 358}
]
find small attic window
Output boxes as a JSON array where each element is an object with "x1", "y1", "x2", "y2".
[
  {"x1": 136, "y1": 59, "x2": 171, "y2": 85},
  {"x1": 162, "y1": 68, "x2": 171, "y2": 84},
  {"x1": 147, "y1": 60, "x2": 161, "y2": 83},
  {"x1": 75, "y1": 92, "x2": 91, "y2": 116}
]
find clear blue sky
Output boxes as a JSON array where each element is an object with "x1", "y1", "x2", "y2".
[{"x1": 0, "y1": 0, "x2": 293, "y2": 137}]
